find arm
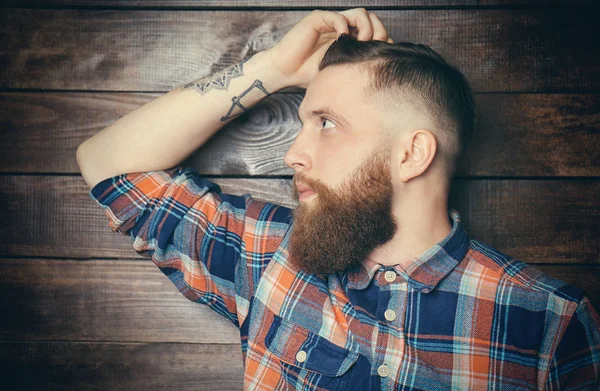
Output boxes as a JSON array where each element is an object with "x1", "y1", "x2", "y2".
[
  {"x1": 76, "y1": 49, "x2": 288, "y2": 189},
  {"x1": 84, "y1": 8, "x2": 391, "y2": 327},
  {"x1": 89, "y1": 166, "x2": 293, "y2": 328},
  {"x1": 76, "y1": 8, "x2": 392, "y2": 190},
  {"x1": 545, "y1": 296, "x2": 600, "y2": 390}
]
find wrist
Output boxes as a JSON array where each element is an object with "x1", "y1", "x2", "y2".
[{"x1": 249, "y1": 50, "x2": 292, "y2": 92}]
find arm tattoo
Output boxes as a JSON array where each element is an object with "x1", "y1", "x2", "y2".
[
  {"x1": 183, "y1": 57, "x2": 271, "y2": 122},
  {"x1": 220, "y1": 79, "x2": 270, "y2": 122},
  {"x1": 183, "y1": 57, "x2": 250, "y2": 94}
]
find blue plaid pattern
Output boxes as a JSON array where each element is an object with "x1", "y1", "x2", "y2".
[{"x1": 90, "y1": 166, "x2": 600, "y2": 390}]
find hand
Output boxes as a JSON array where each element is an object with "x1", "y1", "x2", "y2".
[{"x1": 265, "y1": 8, "x2": 394, "y2": 89}]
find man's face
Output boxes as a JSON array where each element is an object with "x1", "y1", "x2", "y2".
[
  {"x1": 283, "y1": 65, "x2": 399, "y2": 276},
  {"x1": 288, "y1": 146, "x2": 398, "y2": 276}
]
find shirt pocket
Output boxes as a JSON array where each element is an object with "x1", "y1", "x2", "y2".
[{"x1": 265, "y1": 313, "x2": 360, "y2": 390}]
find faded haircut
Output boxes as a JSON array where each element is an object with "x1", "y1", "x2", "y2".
[{"x1": 318, "y1": 33, "x2": 476, "y2": 182}]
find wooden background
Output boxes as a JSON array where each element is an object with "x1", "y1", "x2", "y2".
[{"x1": 1, "y1": 0, "x2": 598, "y2": 389}]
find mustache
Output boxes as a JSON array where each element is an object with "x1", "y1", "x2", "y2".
[
  {"x1": 292, "y1": 145, "x2": 392, "y2": 202},
  {"x1": 293, "y1": 174, "x2": 329, "y2": 199}
]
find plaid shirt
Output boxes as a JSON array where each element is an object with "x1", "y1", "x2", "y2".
[{"x1": 90, "y1": 166, "x2": 600, "y2": 390}]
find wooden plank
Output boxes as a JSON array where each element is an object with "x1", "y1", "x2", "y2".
[
  {"x1": 0, "y1": 258, "x2": 597, "y2": 343},
  {"x1": 460, "y1": 93, "x2": 600, "y2": 177},
  {"x1": 1, "y1": 8, "x2": 597, "y2": 91},
  {"x1": 2, "y1": 0, "x2": 593, "y2": 8},
  {"x1": 447, "y1": 179, "x2": 600, "y2": 265},
  {"x1": 0, "y1": 258, "x2": 240, "y2": 343},
  {"x1": 0, "y1": 176, "x2": 293, "y2": 259},
  {"x1": 479, "y1": 0, "x2": 593, "y2": 4},
  {"x1": 0, "y1": 0, "x2": 478, "y2": 7},
  {"x1": 0, "y1": 341, "x2": 243, "y2": 390},
  {"x1": 0, "y1": 175, "x2": 598, "y2": 264},
  {"x1": 1, "y1": 92, "x2": 598, "y2": 176},
  {"x1": 0, "y1": 92, "x2": 155, "y2": 174},
  {"x1": 0, "y1": 92, "x2": 302, "y2": 176}
]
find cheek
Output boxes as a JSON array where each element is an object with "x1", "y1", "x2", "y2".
[
  {"x1": 316, "y1": 139, "x2": 371, "y2": 187},
  {"x1": 324, "y1": 159, "x2": 362, "y2": 191}
]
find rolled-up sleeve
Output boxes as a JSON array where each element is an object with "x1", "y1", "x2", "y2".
[
  {"x1": 89, "y1": 166, "x2": 293, "y2": 328},
  {"x1": 545, "y1": 295, "x2": 600, "y2": 390}
]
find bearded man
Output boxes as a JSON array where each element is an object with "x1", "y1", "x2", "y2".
[{"x1": 78, "y1": 7, "x2": 600, "y2": 390}]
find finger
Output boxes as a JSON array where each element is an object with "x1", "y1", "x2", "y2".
[
  {"x1": 317, "y1": 11, "x2": 349, "y2": 37},
  {"x1": 387, "y1": 37, "x2": 394, "y2": 43},
  {"x1": 337, "y1": 8, "x2": 373, "y2": 41},
  {"x1": 367, "y1": 12, "x2": 389, "y2": 42}
]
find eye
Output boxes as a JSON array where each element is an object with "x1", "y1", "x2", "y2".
[{"x1": 320, "y1": 117, "x2": 336, "y2": 131}]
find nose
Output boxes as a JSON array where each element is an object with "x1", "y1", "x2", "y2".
[{"x1": 284, "y1": 129, "x2": 312, "y2": 172}]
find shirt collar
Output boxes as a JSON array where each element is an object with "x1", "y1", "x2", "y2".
[{"x1": 342, "y1": 208, "x2": 470, "y2": 293}]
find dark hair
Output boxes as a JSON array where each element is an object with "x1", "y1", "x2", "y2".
[{"x1": 318, "y1": 33, "x2": 475, "y2": 180}]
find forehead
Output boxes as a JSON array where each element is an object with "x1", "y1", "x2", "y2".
[{"x1": 297, "y1": 65, "x2": 376, "y2": 122}]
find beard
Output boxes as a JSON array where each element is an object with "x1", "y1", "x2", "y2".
[{"x1": 288, "y1": 145, "x2": 398, "y2": 277}]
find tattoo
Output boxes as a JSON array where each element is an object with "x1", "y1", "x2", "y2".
[
  {"x1": 182, "y1": 57, "x2": 271, "y2": 122},
  {"x1": 183, "y1": 57, "x2": 250, "y2": 94},
  {"x1": 220, "y1": 79, "x2": 270, "y2": 122}
]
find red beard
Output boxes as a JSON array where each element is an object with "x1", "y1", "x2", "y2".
[{"x1": 288, "y1": 147, "x2": 398, "y2": 276}]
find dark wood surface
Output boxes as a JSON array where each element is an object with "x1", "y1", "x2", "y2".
[
  {"x1": 0, "y1": 258, "x2": 240, "y2": 344},
  {"x1": 1, "y1": 1, "x2": 598, "y2": 389},
  {"x1": 1, "y1": 8, "x2": 598, "y2": 92},
  {"x1": 2, "y1": 1, "x2": 595, "y2": 8},
  {"x1": 1, "y1": 341, "x2": 244, "y2": 390},
  {"x1": 1, "y1": 92, "x2": 598, "y2": 176},
  {"x1": 1, "y1": 258, "x2": 597, "y2": 344},
  {"x1": 0, "y1": 175, "x2": 598, "y2": 264}
]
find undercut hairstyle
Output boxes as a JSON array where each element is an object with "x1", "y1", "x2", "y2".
[{"x1": 318, "y1": 33, "x2": 476, "y2": 183}]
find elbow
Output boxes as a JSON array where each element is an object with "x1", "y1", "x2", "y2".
[
  {"x1": 76, "y1": 140, "x2": 88, "y2": 173},
  {"x1": 77, "y1": 140, "x2": 97, "y2": 189}
]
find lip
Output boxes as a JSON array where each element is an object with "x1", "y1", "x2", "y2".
[
  {"x1": 296, "y1": 181, "x2": 313, "y2": 193},
  {"x1": 299, "y1": 190, "x2": 317, "y2": 202}
]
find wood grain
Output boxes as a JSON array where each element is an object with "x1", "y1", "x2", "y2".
[
  {"x1": 1, "y1": 2, "x2": 597, "y2": 389},
  {"x1": 1, "y1": 0, "x2": 478, "y2": 7},
  {"x1": 1, "y1": 8, "x2": 597, "y2": 91},
  {"x1": 0, "y1": 258, "x2": 240, "y2": 343},
  {"x1": 0, "y1": 175, "x2": 598, "y2": 263},
  {"x1": 0, "y1": 341, "x2": 244, "y2": 390},
  {"x1": 1, "y1": 92, "x2": 598, "y2": 176},
  {"x1": 1, "y1": 0, "x2": 593, "y2": 8},
  {"x1": 0, "y1": 258, "x2": 597, "y2": 344}
]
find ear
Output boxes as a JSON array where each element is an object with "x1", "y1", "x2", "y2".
[{"x1": 397, "y1": 129, "x2": 437, "y2": 182}]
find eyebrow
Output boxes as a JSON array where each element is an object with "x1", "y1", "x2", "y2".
[{"x1": 298, "y1": 106, "x2": 350, "y2": 126}]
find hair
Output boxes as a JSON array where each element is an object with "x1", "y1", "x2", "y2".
[{"x1": 318, "y1": 33, "x2": 476, "y2": 183}]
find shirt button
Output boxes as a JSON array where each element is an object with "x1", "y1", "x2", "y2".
[
  {"x1": 384, "y1": 309, "x2": 397, "y2": 321},
  {"x1": 296, "y1": 350, "x2": 307, "y2": 363},
  {"x1": 384, "y1": 270, "x2": 396, "y2": 282},
  {"x1": 377, "y1": 364, "x2": 390, "y2": 377}
]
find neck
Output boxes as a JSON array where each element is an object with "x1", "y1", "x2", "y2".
[{"x1": 367, "y1": 191, "x2": 452, "y2": 269}]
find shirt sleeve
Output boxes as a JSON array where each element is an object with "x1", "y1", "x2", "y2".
[
  {"x1": 545, "y1": 295, "x2": 600, "y2": 390},
  {"x1": 88, "y1": 165, "x2": 293, "y2": 329}
]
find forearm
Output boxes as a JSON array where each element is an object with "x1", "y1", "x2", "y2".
[{"x1": 77, "y1": 50, "x2": 288, "y2": 189}]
